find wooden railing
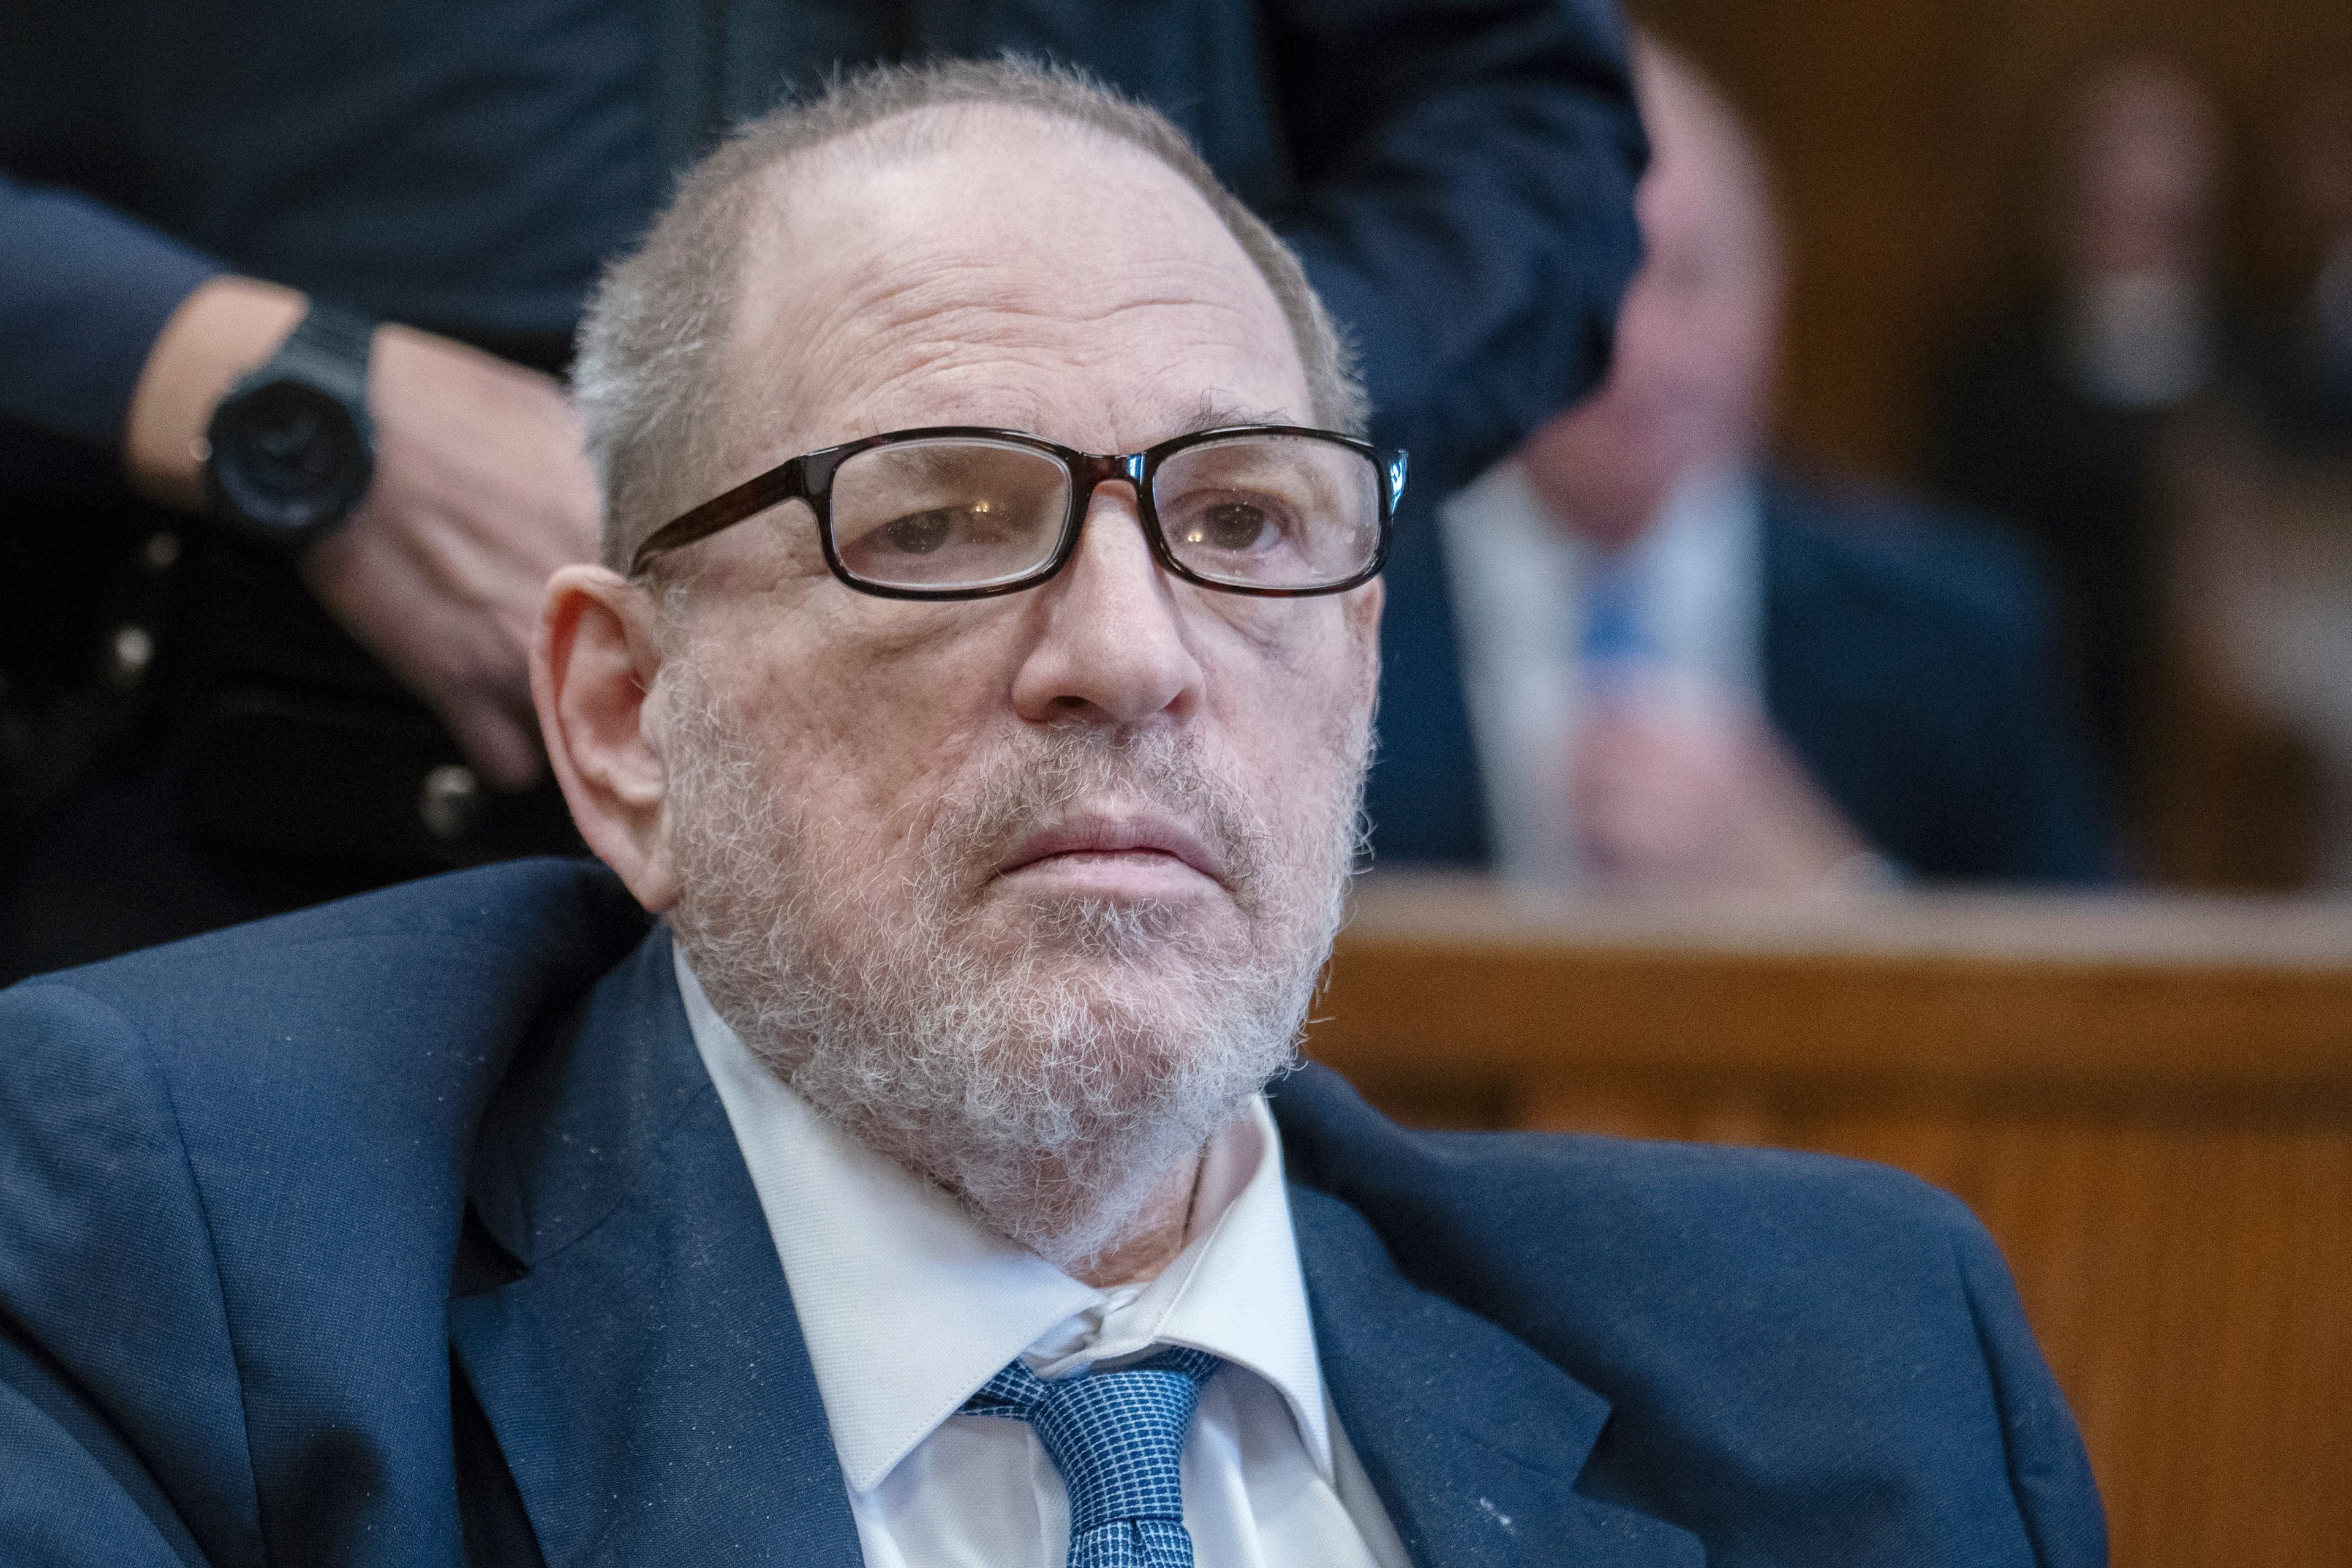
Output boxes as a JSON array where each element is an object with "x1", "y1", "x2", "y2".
[{"x1": 1307, "y1": 874, "x2": 2352, "y2": 1568}]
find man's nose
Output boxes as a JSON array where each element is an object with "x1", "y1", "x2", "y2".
[{"x1": 1008, "y1": 484, "x2": 1203, "y2": 726}]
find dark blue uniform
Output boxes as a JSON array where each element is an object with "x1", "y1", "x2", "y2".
[{"x1": 0, "y1": 0, "x2": 1646, "y2": 978}]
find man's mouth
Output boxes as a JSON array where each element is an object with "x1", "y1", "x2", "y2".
[{"x1": 994, "y1": 811, "x2": 1225, "y2": 894}]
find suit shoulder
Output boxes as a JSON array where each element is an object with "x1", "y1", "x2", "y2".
[
  {"x1": 39, "y1": 855, "x2": 635, "y2": 988},
  {"x1": 1279, "y1": 1066, "x2": 1988, "y2": 1286},
  {"x1": 1430, "y1": 1120, "x2": 1987, "y2": 1261},
  {"x1": 0, "y1": 974, "x2": 263, "y2": 1556},
  {"x1": 1286, "y1": 1090, "x2": 2027, "y2": 1421},
  {"x1": 1311, "y1": 1117, "x2": 2030, "y2": 1427},
  {"x1": 1276, "y1": 1069, "x2": 2097, "y2": 1562},
  {"x1": 23, "y1": 857, "x2": 644, "y2": 1045},
  {"x1": 4, "y1": 858, "x2": 650, "y2": 1180},
  {"x1": 1765, "y1": 473, "x2": 2054, "y2": 642}
]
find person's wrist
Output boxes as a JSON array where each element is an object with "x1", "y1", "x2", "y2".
[{"x1": 123, "y1": 276, "x2": 309, "y2": 509}]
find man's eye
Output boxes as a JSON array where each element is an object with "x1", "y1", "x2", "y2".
[
  {"x1": 1182, "y1": 501, "x2": 1276, "y2": 552},
  {"x1": 880, "y1": 508, "x2": 959, "y2": 554}
]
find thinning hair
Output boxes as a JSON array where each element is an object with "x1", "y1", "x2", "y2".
[{"x1": 575, "y1": 57, "x2": 1368, "y2": 571}]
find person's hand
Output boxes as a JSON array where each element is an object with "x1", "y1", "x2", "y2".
[
  {"x1": 298, "y1": 325, "x2": 600, "y2": 788},
  {"x1": 1570, "y1": 684, "x2": 1878, "y2": 894},
  {"x1": 126, "y1": 277, "x2": 601, "y2": 788}
]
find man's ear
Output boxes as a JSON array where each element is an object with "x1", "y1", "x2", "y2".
[{"x1": 533, "y1": 565, "x2": 682, "y2": 910}]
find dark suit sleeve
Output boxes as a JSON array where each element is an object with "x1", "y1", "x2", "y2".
[
  {"x1": 1949, "y1": 1213, "x2": 2109, "y2": 1567},
  {"x1": 0, "y1": 981, "x2": 256, "y2": 1565},
  {"x1": 0, "y1": 174, "x2": 225, "y2": 449},
  {"x1": 1261, "y1": 0, "x2": 1645, "y2": 494},
  {"x1": 1972, "y1": 560, "x2": 2117, "y2": 883},
  {"x1": 1765, "y1": 492, "x2": 2118, "y2": 883},
  {"x1": 0, "y1": 1379, "x2": 206, "y2": 1567}
]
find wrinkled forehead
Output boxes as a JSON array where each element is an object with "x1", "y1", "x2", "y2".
[{"x1": 713, "y1": 110, "x2": 1311, "y2": 467}]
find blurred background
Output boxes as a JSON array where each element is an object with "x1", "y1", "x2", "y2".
[
  {"x1": 1637, "y1": 0, "x2": 2352, "y2": 889},
  {"x1": 1340, "y1": 7, "x2": 2352, "y2": 1561}
]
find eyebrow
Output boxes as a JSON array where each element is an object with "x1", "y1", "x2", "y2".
[{"x1": 1171, "y1": 398, "x2": 1298, "y2": 436}]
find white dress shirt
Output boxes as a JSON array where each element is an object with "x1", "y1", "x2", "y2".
[
  {"x1": 675, "y1": 953, "x2": 1413, "y2": 1568},
  {"x1": 1438, "y1": 458, "x2": 1765, "y2": 884}
]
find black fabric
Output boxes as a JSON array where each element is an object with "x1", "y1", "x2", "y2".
[
  {"x1": 1757, "y1": 477, "x2": 2116, "y2": 883},
  {"x1": 0, "y1": 0, "x2": 1643, "y2": 979},
  {"x1": 1923, "y1": 297, "x2": 2173, "y2": 818}
]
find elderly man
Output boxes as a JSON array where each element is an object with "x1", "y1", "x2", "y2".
[
  {"x1": 1374, "y1": 43, "x2": 2112, "y2": 886},
  {"x1": 0, "y1": 64, "x2": 2101, "y2": 1567}
]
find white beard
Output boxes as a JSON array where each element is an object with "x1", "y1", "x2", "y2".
[{"x1": 663, "y1": 650, "x2": 1369, "y2": 1273}]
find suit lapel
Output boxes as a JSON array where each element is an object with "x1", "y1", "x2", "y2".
[
  {"x1": 447, "y1": 935, "x2": 1697, "y2": 1567},
  {"x1": 450, "y1": 929, "x2": 862, "y2": 1567},
  {"x1": 1290, "y1": 1183, "x2": 1705, "y2": 1568},
  {"x1": 1758, "y1": 484, "x2": 1827, "y2": 754},
  {"x1": 1758, "y1": 487, "x2": 1921, "y2": 869}
]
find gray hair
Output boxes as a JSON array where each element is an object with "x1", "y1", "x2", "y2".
[{"x1": 574, "y1": 56, "x2": 1369, "y2": 571}]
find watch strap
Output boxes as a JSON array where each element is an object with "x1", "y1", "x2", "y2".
[
  {"x1": 203, "y1": 300, "x2": 380, "y2": 548},
  {"x1": 264, "y1": 302, "x2": 376, "y2": 404}
]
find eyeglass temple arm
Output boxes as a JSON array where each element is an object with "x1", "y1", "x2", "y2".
[{"x1": 628, "y1": 458, "x2": 808, "y2": 576}]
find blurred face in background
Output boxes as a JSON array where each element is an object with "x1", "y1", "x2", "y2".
[
  {"x1": 2058, "y1": 58, "x2": 2224, "y2": 281},
  {"x1": 1517, "y1": 43, "x2": 1784, "y2": 552},
  {"x1": 2288, "y1": 78, "x2": 2352, "y2": 247}
]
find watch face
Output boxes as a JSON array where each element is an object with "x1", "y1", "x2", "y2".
[{"x1": 210, "y1": 379, "x2": 373, "y2": 535}]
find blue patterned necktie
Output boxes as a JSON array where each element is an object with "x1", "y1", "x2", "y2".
[
  {"x1": 1581, "y1": 553, "x2": 1653, "y2": 676},
  {"x1": 963, "y1": 1346, "x2": 1225, "y2": 1568}
]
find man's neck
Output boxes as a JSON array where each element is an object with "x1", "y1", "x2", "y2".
[{"x1": 1068, "y1": 1148, "x2": 1204, "y2": 1288}]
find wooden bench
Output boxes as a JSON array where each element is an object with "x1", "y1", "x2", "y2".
[{"x1": 1308, "y1": 873, "x2": 2352, "y2": 1567}]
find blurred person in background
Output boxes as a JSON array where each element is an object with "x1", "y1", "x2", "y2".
[
  {"x1": 1927, "y1": 54, "x2": 2247, "y2": 845},
  {"x1": 2260, "y1": 74, "x2": 2352, "y2": 445},
  {"x1": 0, "y1": 0, "x2": 1644, "y2": 983},
  {"x1": 1371, "y1": 39, "x2": 2111, "y2": 891},
  {"x1": 2150, "y1": 72, "x2": 2352, "y2": 888}
]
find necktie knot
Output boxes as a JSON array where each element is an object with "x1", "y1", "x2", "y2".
[{"x1": 965, "y1": 1346, "x2": 1224, "y2": 1567}]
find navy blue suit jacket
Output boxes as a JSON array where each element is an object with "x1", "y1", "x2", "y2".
[
  {"x1": 0, "y1": 860, "x2": 2105, "y2": 1565},
  {"x1": 1368, "y1": 475, "x2": 2116, "y2": 881}
]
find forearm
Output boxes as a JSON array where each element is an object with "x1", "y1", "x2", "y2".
[
  {"x1": 0, "y1": 175, "x2": 226, "y2": 450},
  {"x1": 122, "y1": 277, "x2": 309, "y2": 510},
  {"x1": 1269, "y1": 0, "x2": 1645, "y2": 492}
]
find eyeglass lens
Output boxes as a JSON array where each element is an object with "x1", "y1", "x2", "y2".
[
  {"x1": 830, "y1": 437, "x2": 1070, "y2": 592},
  {"x1": 826, "y1": 432, "x2": 1381, "y2": 594},
  {"x1": 1152, "y1": 432, "x2": 1381, "y2": 589}
]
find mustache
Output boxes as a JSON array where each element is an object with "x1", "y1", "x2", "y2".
[{"x1": 919, "y1": 723, "x2": 1278, "y2": 913}]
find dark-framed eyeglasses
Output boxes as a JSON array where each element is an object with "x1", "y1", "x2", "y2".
[{"x1": 627, "y1": 424, "x2": 1408, "y2": 600}]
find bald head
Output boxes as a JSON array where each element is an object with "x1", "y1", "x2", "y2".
[
  {"x1": 1518, "y1": 39, "x2": 1784, "y2": 549},
  {"x1": 575, "y1": 61, "x2": 1365, "y2": 570},
  {"x1": 718, "y1": 111, "x2": 1302, "y2": 496}
]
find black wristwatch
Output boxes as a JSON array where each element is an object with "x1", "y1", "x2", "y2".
[{"x1": 202, "y1": 302, "x2": 378, "y2": 553}]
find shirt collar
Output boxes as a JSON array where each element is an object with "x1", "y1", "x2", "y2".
[{"x1": 673, "y1": 949, "x2": 1335, "y2": 1494}]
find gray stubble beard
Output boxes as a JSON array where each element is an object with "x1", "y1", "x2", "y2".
[{"x1": 664, "y1": 650, "x2": 1370, "y2": 1273}]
